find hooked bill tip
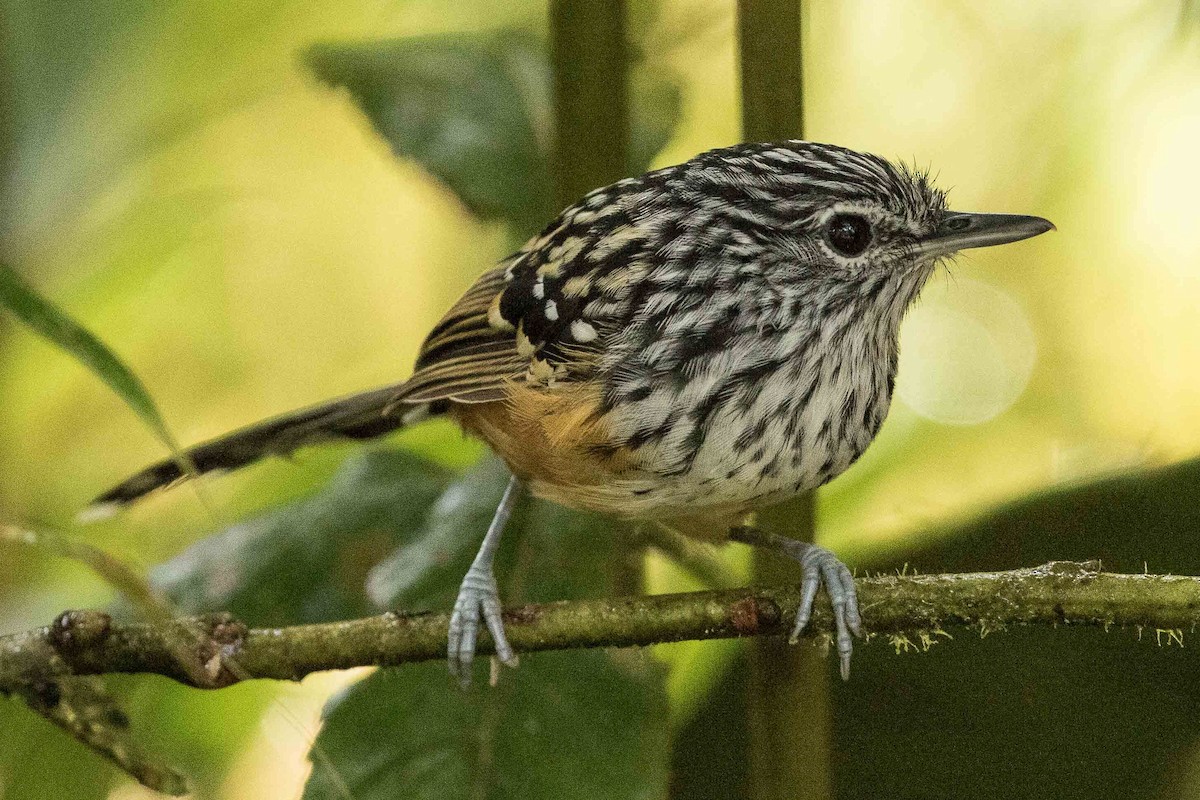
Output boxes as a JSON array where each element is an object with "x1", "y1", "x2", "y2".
[{"x1": 916, "y1": 212, "x2": 1056, "y2": 258}]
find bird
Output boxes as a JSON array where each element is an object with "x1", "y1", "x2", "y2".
[{"x1": 87, "y1": 140, "x2": 1054, "y2": 685}]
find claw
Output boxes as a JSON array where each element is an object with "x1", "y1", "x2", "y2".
[
  {"x1": 787, "y1": 542, "x2": 862, "y2": 680},
  {"x1": 728, "y1": 526, "x2": 864, "y2": 678},
  {"x1": 447, "y1": 474, "x2": 522, "y2": 688},
  {"x1": 481, "y1": 594, "x2": 516, "y2": 665},
  {"x1": 447, "y1": 567, "x2": 515, "y2": 687}
]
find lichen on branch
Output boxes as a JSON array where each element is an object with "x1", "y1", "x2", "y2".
[{"x1": 3, "y1": 561, "x2": 1198, "y2": 693}]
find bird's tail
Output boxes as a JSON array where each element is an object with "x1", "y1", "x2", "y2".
[{"x1": 84, "y1": 382, "x2": 433, "y2": 518}]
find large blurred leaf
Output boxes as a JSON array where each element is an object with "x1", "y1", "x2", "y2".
[
  {"x1": 673, "y1": 457, "x2": 1200, "y2": 799},
  {"x1": 306, "y1": 31, "x2": 553, "y2": 237},
  {"x1": 366, "y1": 455, "x2": 637, "y2": 616},
  {"x1": 0, "y1": 261, "x2": 183, "y2": 460},
  {"x1": 0, "y1": 697, "x2": 116, "y2": 800},
  {"x1": 109, "y1": 674, "x2": 280, "y2": 799},
  {"x1": 151, "y1": 449, "x2": 451, "y2": 626},
  {"x1": 303, "y1": 652, "x2": 667, "y2": 800},
  {"x1": 365, "y1": 456, "x2": 515, "y2": 612},
  {"x1": 310, "y1": 455, "x2": 669, "y2": 799},
  {"x1": 866, "y1": 454, "x2": 1200, "y2": 575},
  {"x1": 305, "y1": 30, "x2": 681, "y2": 239},
  {"x1": 833, "y1": 457, "x2": 1200, "y2": 800},
  {"x1": 150, "y1": 445, "x2": 670, "y2": 799},
  {"x1": 831, "y1": 626, "x2": 1200, "y2": 800}
]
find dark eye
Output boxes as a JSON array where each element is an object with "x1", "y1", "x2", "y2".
[{"x1": 825, "y1": 213, "x2": 873, "y2": 257}]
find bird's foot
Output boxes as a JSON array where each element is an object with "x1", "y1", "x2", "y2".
[
  {"x1": 447, "y1": 562, "x2": 517, "y2": 687},
  {"x1": 788, "y1": 541, "x2": 862, "y2": 680},
  {"x1": 728, "y1": 525, "x2": 863, "y2": 679}
]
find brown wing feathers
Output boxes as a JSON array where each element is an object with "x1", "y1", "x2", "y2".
[
  {"x1": 404, "y1": 267, "x2": 526, "y2": 402},
  {"x1": 88, "y1": 267, "x2": 525, "y2": 511}
]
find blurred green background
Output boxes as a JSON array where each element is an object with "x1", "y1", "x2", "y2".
[{"x1": 3, "y1": 1, "x2": 1200, "y2": 798}]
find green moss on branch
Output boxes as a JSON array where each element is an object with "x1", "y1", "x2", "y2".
[{"x1": 3, "y1": 562, "x2": 1199, "y2": 692}]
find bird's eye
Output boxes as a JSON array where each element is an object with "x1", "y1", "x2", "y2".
[{"x1": 825, "y1": 214, "x2": 873, "y2": 257}]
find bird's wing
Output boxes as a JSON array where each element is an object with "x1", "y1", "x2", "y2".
[
  {"x1": 403, "y1": 190, "x2": 653, "y2": 404},
  {"x1": 401, "y1": 266, "x2": 526, "y2": 403}
]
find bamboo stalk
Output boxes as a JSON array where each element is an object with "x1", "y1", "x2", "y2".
[{"x1": 735, "y1": 1, "x2": 826, "y2": 797}]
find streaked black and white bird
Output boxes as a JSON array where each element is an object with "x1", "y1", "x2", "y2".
[{"x1": 88, "y1": 140, "x2": 1054, "y2": 684}]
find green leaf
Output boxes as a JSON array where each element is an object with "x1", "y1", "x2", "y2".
[
  {"x1": 0, "y1": 696, "x2": 117, "y2": 800},
  {"x1": 303, "y1": 652, "x2": 668, "y2": 800},
  {"x1": 304, "y1": 31, "x2": 682, "y2": 238},
  {"x1": 828, "y1": 626, "x2": 1200, "y2": 800},
  {"x1": 0, "y1": 262, "x2": 183, "y2": 461},
  {"x1": 310, "y1": 456, "x2": 668, "y2": 800},
  {"x1": 151, "y1": 449, "x2": 452, "y2": 626},
  {"x1": 306, "y1": 31, "x2": 554, "y2": 237},
  {"x1": 838, "y1": 456, "x2": 1200, "y2": 799},
  {"x1": 671, "y1": 457, "x2": 1200, "y2": 800},
  {"x1": 861, "y1": 454, "x2": 1200, "y2": 575},
  {"x1": 366, "y1": 455, "x2": 629, "y2": 615},
  {"x1": 109, "y1": 674, "x2": 280, "y2": 797},
  {"x1": 365, "y1": 456, "x2": 515, "y2": 612}
]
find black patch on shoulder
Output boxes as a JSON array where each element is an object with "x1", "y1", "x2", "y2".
[{"x1": 498, "y1": 275, "x2": 538, "y2": 326}]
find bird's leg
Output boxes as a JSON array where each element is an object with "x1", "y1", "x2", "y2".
[
  {"x1": 447, "y1": 474, "x2": 522, "y2": 687},
  {"x1": 729, "y1": 525, "x2": 863, "y2": 680}
]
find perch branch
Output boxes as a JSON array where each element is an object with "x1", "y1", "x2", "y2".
[{"x1": 2, "y1": 561, "x2": 1199, "y2": 691}]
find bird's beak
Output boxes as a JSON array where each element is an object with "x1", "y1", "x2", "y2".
[{"x1": 912, "y1": 212, "x2": 1055, "y2": 259}]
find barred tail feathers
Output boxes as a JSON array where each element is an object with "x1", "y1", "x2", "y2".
[{"x1": 83, "y1": 383, "x2": 433, "y2": 518}]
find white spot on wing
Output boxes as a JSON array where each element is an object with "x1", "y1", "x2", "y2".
[
  {"x1": 570, "y1": 320, "x2": 598, "y2": 343},
  {"x1": 545, "y1": 300, "x2": 559, "y2": 321}
]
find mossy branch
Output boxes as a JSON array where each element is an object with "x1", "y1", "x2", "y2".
[{"x1": 2, "y1": 561, "x2": 1198, "y2": 693}]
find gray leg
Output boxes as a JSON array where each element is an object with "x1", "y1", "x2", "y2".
[
  {"x1": 730, "y1": 525, "x2": 863, "y2": 680},
  {"x1": 447, "y1": 474, "x2": 522, "y2": 687}
]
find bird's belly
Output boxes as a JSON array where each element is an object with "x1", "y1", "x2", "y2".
[
  {"x1": 456, "y1": 353, "x2": 890, "y2": 521},
  {"x1": 600, "y1": 366, "x2": 890, "y2": 517}
]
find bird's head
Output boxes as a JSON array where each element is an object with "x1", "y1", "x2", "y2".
[{"x1": 672, "y1": 140, "x2": 1054, "y2": 303}]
